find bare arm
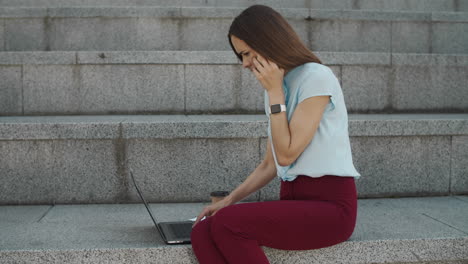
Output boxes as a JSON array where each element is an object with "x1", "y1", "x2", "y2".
[
  {"x1": 269, "y1": 95, "x2": 329, "y2": 166},
  {"x1": 223, "y1": 138, "x2": 277, "y2": 205},
  {"x1": 251, "y1": 54, "x2": 329, "y2": 167}
]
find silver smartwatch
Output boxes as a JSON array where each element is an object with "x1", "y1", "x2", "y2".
[{"x1": 269, "y1": 104, "x2": 286, "y2": 115}]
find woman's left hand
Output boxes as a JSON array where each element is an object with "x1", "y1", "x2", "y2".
[{"x1": 252, "y1": 55, "x2": 285, "y2": 93}]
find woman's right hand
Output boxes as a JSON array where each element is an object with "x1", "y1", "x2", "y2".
[{"x1": 192, "y1": 199, "x2": 231, "y2": 227}]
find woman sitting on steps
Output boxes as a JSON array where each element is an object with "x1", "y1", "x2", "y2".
[{"x1": 191, "y1": 5, "x2": 361, "y2": 264}]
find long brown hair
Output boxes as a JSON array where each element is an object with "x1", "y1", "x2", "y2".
[{"x1": 228, "y1": 5, "x2": 322, "y2": 72}]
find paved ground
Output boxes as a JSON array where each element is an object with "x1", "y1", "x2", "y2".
[{"x1": 1, "y1": 196, "x2": 467, "y2": 263}]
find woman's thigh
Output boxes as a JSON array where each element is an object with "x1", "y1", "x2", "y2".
[{"x1": 211, "y1": 198, "x2": 355, "y2": 250}]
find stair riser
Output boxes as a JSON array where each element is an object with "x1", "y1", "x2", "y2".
[
  {"x1": 0, "y1": 0, "x2": 466, "y2": 12},
  {"x1": 1, "y1": 53, "x2": 467, "y2": 115},
  {"x1": 1, "y1": 133, "x2": 466, "y2": 204},
  {"x1": 0, "y1": 8, "x2": 467, "y2": 53}
]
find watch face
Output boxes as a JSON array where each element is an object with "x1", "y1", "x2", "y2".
[{"x1": 271, "y1": 104, "x2": 281, "y2": 114}]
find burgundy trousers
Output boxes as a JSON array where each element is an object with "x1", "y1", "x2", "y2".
[{"x1": 191, "y1": 175, "x2": 358, "y2": 264}]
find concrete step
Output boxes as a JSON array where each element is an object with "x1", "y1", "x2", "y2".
[
  {"x1": 0, "y1": 114, "x2": 467, "y2": 204},
  {"x1": 0, "y1": 0, "x2": 467, "y2": 12},
  {"x1": 0, "y1": 7, "x2": 467, "y2": 53},
  {"x1": 1, "y1": 196, "x2": 467, "y2": 263},
  {"x1": 1, "y1": 51, "x2": 467, "y2": 116}
]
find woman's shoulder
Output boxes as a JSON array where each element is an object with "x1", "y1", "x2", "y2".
[{"x1": 291, "y1": 62, "x2": 335, "y2": 84}]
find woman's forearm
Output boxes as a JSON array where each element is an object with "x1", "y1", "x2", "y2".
[
  {"x1": 224, "y1": 161, "x2": 277, "y2": 205},
  {"x1": 268, "y1": 90, "x2": 293, "y2": 166}
]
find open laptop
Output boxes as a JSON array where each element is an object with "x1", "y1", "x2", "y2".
[{"x1": 129, "y1": 168, "x2": 193, "y2": 244}]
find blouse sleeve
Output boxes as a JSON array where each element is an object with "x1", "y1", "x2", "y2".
[{"x1": 297, "y1": 65, "x2": 337, "y2": 111}]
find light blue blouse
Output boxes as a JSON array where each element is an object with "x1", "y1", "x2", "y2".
[{"x1": 264, "y1": 62, "x2": 361, "y2": 181}]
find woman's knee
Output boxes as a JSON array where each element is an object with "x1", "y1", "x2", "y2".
[
  {"x1": 190, "y1": 216, "x2": 213, "y2": 245},
  {"x1": 210, "y1": 206, "x2": 251, "y2": 243}
]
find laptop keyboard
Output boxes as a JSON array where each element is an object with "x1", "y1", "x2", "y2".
[{"x1": 171, "y1": 223, "x2": 192, "y2": 238}]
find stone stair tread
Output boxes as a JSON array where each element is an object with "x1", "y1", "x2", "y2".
[
  {"x1": 1, "y1": 114, "x2": 467, "y2": 140},
  {"x1": 1, "y1": 196, "x2": 467, "y2": 263},
  {"x1": 0, "y1": 0, "x2": 467, "y2": 13},
  {"x1": 0, "y1": 6, "x2": 467, "y2": 20},
  {"x1": 1, "y1": 50, "x2": 468, "y2": 65}
]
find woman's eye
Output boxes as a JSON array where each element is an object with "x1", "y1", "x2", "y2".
[{"x1": 243, "y1": 52, "x2": 249, "y2": 57}]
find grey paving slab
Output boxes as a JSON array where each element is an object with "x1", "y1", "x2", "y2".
[
  {"x1": 341, "y1": 66, "x2": 391, "y2": 112},
  {"x1": 210, "y1": 0, "x2": 308, "y2": 8},
  {"x1": 452, "y1": 136, "x2": 468, "y2": 194},
  {"x1": 22, "y1": 64, "x2": 185, "y2": 115},
  {"x1": 308, "y1": 9, "x2": 432, "y2": 21},
  {"x1": 319, "y1": 52, "x2": 391, "y2": 65},
  {"x1": 389, "y1": 196, "x2": 468, "y2": 234},
  {"x1": 0, "y1": 7, "x2": 47, "y2": 18},
  {"x1": 47, "y1": 6, "x2": 180, "y2": 18},
  {"x1": 178, "y1": 13, "x2": 308, "y2": 53},
  {"x1": 0, "y1": 203, "x2": 206, "y2": 250},
  {"x1": 0, "y1": 115, "x2": 124, "y2": 140},
  {"x1": 0, "y1": 8, "x2": 465, "y2": 53},
  {"x1": 0, "y1": 66, "x2": 22, "y2": 115},
  {"x1": 391, "y1": 21, "x2": 430, "y2": 53},
  {"x1": 185, "y1": 65, "x2": 240, "y2": 112},
  {"x1": 49, "y1": 18, "x2": 139, "y2": 51},
  {"x1": 433, "y1": 22, "x2": 468, "y2": 54},
  {"x1": 126, "y1": 138, "x2": 261, "y2": 202},
  {"x1": 352, "y1": 136, "x2": 451, "y2": 197},
  {"x1": 392, "y1": 53, "x2": 468, "y2": 66},
  {"x1": 0, "y1": 51, "x2": 76, "y2": 65},
  {"x1": 121, "y1": 115, "x2": 268, "y2": 139},
  {"x1": 179, "y1": 18, "x2": 231, "y2": 51},
  {"x1": 0, "y1": 0, "x2": 461, "y2": 12},
  {"x1": 1, "y1": 114, "x2": 468, "y2": 140},
  {"x1": 455, "y1": 195, "x2": 468, "y2": 202},
  {"x1": 0, "y1": 115, "x2": 467, "y2": 204},
  {"x1": 432, "y1": 12, "x2": 468, "y2": 22},
  {"x1": 0, "y1": 205, "x2": 51, "y2": 223},
  {"x1": 2, "y1": 51, "x2": 398, "y2": 65},
  {"x1": 0, "y1": 6, "x2": 219, "y2": 19},
  {"x1": 0, "y1": 198, "x2": 467, "y2": 263},
  {"x1": 79, "y1": 65, "x2": 185, "y2": 113},
  {"x1": 23, "y1": 65, "x2": 79, "y2": 114},
  {"x1": 239, "y1": 67, "x2": 265, "y2": 112},
  {"x1": 348, "y1": 114, "x2": 468, "y2": 136},
  {"x1": 135, "y1": 18, "x2": 180, "y2": 51},
  {"x1": 4, "y1": 19, "x2": 47, "y2": 51},
  {"x1": 0, "y1": 140, "x2": 123, "y2": 204},
  {"x1": 0, "y1": 20, "x2": 4, "y2": 51},
  {"x1": 41, "y1": 203, "x2": 207, "y2": 224},
  {"x1": 309, "y1": 0, "x2": 352, "y2": 9},
  {"x1": 309, "y1": 20, "x2": 392, "y2": 53},
  {"x1": 76, "y1": 51, "x2": 238, "y2": 65},
  {"x1": 0, "y1": 221, "x2": 161, "y2": 250},
  {"x1": 393, "y1": 65, "x2": 468, "y2": 111},
  {"x1": 359, "y1": 0, "x2": 456, "y2": 12},
  {"x1": 2, "y1": 51, "x2": 466, "y2": 66},
  {"x1": 179, "y1": 6, "x2": 241, "y2": 18},
  {"x1": 460, "y1": 1, "x2": 468, "y2": 12},
  {"x1": 353, "y1": 197, "x2": 468, "y2": 242}
]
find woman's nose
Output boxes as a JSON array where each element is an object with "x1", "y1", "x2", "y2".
[{"x1": 242, "y1": 59, "x2": 251, "y2": 69}]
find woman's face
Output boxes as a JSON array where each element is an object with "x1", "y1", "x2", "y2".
[{"x1": 230, "y1": 35, "x2": 259, "y2": 72}]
